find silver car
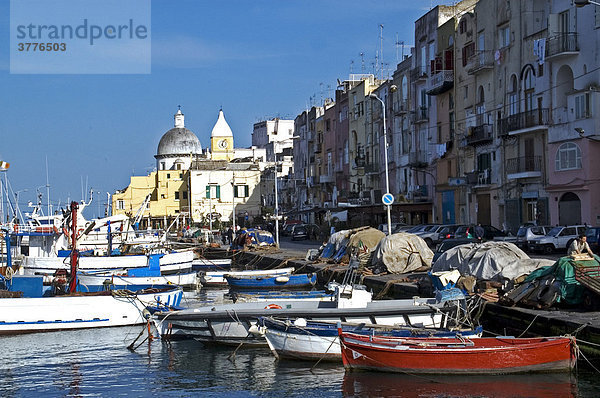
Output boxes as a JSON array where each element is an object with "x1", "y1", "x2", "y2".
[{"x1": 515, "y1": 225, "x2": 551, "y2": 251}]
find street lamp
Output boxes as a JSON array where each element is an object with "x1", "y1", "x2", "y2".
[
  {"x1": 575, "y1": 0, "x2": 600, "y2": 7},
  {"x1": 273, "y1": 162, "x2": 280, "y2": 248},
  {"x1": 369, "y1": 85, "x2": 397, "y2": 235}
]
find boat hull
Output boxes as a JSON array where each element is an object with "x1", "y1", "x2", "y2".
[
  {"x1": 226, "y1": 273, "x2": 316, "y2": 289},
  {"x1": 78, "y1": 272, "x2": 199, "y2": 290},
  {"x1": 262, "y1": 318, "x2": 483, "y2": 361},
  {"x1": 22, "y1": 250, "x2": 194, "y2": 278},
  {"x1": 153, "y1": 296, "x2": 451, "y2": 345},
  {"x1": 339, "y1": 333, "x2": 577, "y2": 374},
  {"x1": 0, "y1": 286, "x2": 183, "y2": 335},
  {"x1": 200, "y1": 267, "x2": 294, "y2": 287}
]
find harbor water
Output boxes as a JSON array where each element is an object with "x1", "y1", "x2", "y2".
[{"x1": 0, "y1": 289, "x2": 598, "y2": 397}]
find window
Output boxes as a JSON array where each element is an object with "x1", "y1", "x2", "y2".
[
  {"x1": 183, "y1": 191, "x2": 188, "y2": 200},
  {"x1": 175, "y1": 191, "x2": 180, "y2": 201},
  {"x1": 499, "y1": 26, "x2": 510, "y2": 48},
  {"x1": 205, "y1": 185, "x2": 220, "y2": 199},
  {"x1": 166, "y1": 173, "x2": 170, "y2": 179},
  {"x1": 575, "y1": 93, "x2": 591, "y2": 119},
  {"x1": 555, "y1": 142, "x2": 582, "y2": 171},
  {"x1": 449, "y1": 112, "x2": 455, "y2": 140},
  {"x1": 117, "y1": 200, "x2": 124, "y2": 210},
  {"x1": 464, "y1": 85, "x2": 469, "y2": 99},
  {"x1": 234, "y1": 185, "x2": 249, "y2": 198},
  {"x1": 179, "y1": 173, "x2": 183, "y2": 178}
]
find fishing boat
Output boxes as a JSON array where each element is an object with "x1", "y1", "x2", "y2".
[
  {"x1": 0, "y1": 202, "x2": 184, "y2": 335},
  {"x1": 199, "y1": 267, "x2": 295, "y2": 287},
  {"x1": 260, "y1": 317, "x2": 483, "y2": 361},
  {"x1": 152, "y1": 285, "x2": 467, "y2": 345},
  {"x1": 192, "y1": 257, "x2": 232, "y2": 270},
  {"x1": 225, "y1": 272, "x2": 317, "y2": 289},
  {"x1": 338, "y1": 331, "x2": 577, "y2": 374},
  {"x1": 77, "y1": 271, "x2": 199, "y2": 291}
]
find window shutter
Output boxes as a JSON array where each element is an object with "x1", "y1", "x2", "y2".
[
  {"x1": 234, "y1": 185, "x2": 238, "y2": 198},
  {"x1": 244, "y1": 185, "x2": 249, "y2": 197},
  {"x1": 206, "y1": 186, "x2": 210, "y2": 198},
  {"x1": 216, "y1": 185, "x2": 221, "y2": 199}
]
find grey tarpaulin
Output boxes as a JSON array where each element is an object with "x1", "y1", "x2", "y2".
[
  {"x1": 431, "y1": 241, "x2": 554, "y2": 282},
  {"x1": 371, "y1": 232, "x2": 434, "y2": 274}
]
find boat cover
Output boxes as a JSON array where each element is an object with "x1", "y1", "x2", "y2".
[
  {"x1": 517, "y1": 256, "x2": 600, "y2": 305},
  {"x1": 371, "y1": 232, "x2": 433, "y2": 274},
  {"x1": 320, "y1": 227, "x2": 384, "y2": 263},
  {"x1": 431, "y1": 241, "x2": 553, "y2": 282}
]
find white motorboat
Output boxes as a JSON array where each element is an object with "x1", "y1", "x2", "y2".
[{"x1": 199, "y1": 267, "x2": 295, "y2": 287}]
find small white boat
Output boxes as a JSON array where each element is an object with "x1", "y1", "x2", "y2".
[
  {"x1": 200, "y1": 267, "x2": 295, "y2": 287},
  {"x1": 0, "y1": 279, "x2": 183, "y2": 335},
  {"x1": 192, "y1": 258, "x2": 232, "y2": 269},
  {"x1": 78, "y1": 271, "x2": 199, "y2": 290}
]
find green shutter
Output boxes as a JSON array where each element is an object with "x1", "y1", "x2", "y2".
[
  {"x1": 234, "y1": 185, "x2": 238, "y2": 198},
  {"x1": 206, "y1": 186, "x2": 210, "y2": 198},
  {"x1": 244, "y1": 185, "x2": 249, "y2": 197},
  {"x1": 216, "y1": 185, "x2": 221, "y2": 199}
]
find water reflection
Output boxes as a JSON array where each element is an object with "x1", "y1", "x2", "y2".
[{"x1": 342, "y1": 371, "x2": 578, "y2": 398}]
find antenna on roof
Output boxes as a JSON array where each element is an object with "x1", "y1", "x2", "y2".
[
  {"x1": 359, "y1": 52, "x2": 365, "y2": 72},
  {"x1": 177, "y1": 105, "x2": 181, "y2": 111}
]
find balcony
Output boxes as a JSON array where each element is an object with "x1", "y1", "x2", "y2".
[
  {"x1": 410, "y1": 185, "x2": 429, "y2": 200},
  {"x1": 410, "y1": 66, "x2": 427, "y2": 82},
  {"x1": 408, "y1": 151, "x2": 428, "y2": 168},
  {"x1": 506, "y1": 156, "x2": 543, "y2": 179},
  {"x1": 546, "y1": 33, "x2": 579, "y2": 59},
  {"x1": 334, "y1": 163, "x2": 344, "y2": 173},
  {"x1": 467, "y1": 51, "x2": 494, "y2": 75},
  {"x1": 476, "y1": 168, "x2": 491, "y2": 186},
  {"x1": 365, "y1": 163, "x2": 379, "y2": 174},
  {"x1": 499, "y1": 109, "x2": 549, "y2": 136},
  {"x1": 394, "y1": 99, "x2": 409, "y2": 115},
  {"x1": 413, "y1": 107, "x2": 429, "y2": 123},
  {"x1": 464, "y1": 124, "x2": 493, "y2": 147},
  {"x1": 314, "y1": 143, "x2": 322, "y2": 153},
  {"x1": 426, "y1": 70, "x2": 454, "y2": 96}
]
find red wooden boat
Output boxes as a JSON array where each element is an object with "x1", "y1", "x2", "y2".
[{"x1": 339, "y1": 330, "x2": 577, "y2": 374}]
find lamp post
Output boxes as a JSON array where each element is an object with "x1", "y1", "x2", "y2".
[
  {"x1": 575, "y1": 0, "x2": 600, "y2": 6},
  {"x1": 274, "y1": 162, "x2": 280, "y2": 248},
  {"x1": 369, "y1": 85, "x2": 397, "y2": 235}
]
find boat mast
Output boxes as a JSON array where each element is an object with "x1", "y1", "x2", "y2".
[{"x1": 68, "y1": 201, "x2": 79, "y2": 293}]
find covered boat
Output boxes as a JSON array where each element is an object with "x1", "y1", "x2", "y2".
[
  {"x1": 339, "y1": 331, "x2": 577, "y2": 374},
  {"x1": 261, "y1": 317, "x2": 483, "y2": 361},
  {"x1": 200, "y1": 267, "x2": 294, "y2": 287}
]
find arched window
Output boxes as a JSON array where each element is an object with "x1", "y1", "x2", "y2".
[
  {"x1": 555, "y1": 142, "x2": 582, "y2": 171},
  {"x1": 523, "y1": 66, "x2": 535, "y2": 112}
]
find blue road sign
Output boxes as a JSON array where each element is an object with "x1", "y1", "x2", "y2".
[{"x1": 382, "y1": 193, "x2": 394, "y2": 205}]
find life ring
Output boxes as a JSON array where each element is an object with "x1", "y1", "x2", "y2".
[
  {"x1": 264, "y1": 304, "x2": 282, "y2": 310},
  {"x1": 13, "y1": 224, "x2": 18, "y2": 233}
]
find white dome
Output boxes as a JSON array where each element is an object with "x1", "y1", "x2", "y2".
[{"x1": 210, "y1": 110, "x2": 233, "y2": 138}]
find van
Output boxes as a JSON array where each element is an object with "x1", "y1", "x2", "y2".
[{"x1": 529, "y1": 225, "x2": 588, "y2": 254}]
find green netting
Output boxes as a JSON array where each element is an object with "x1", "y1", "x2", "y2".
[{"x1": 523, "y1": 255, "x2": 600, "y2": 305}]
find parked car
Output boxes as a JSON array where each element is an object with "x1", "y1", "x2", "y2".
[
  {"x1": 291, "y1": 224, "x2": 321, "y2": 241},
  {"x1": 454, "y1": 225, "x2": 508, "y2": 241},
  {"x1": 416, "y1": 225, "x2": 458, "y2": 248},
  {"x1": 529, "y1": 225, "x2": 588, "y2": 254},
  {"x1": 436, "y1": 224, "x2": 465, "y2": 241},
  {"x1": 586, "y1": 227, "x2": 600, "y2": 252},
  {"x1": 432, "y1": 238, "x2": 479, "y2": 263},
  {"x1": 377, "y1": 222, "x2": 406, "y2": 235},
  {"x1": 515, "y1": 225, "x2": 552, "y2": 251},
  {"x1": 281, "y1": 220, "x2": 303, "y2": 236}
]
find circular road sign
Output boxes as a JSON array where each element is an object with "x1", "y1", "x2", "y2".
[{"x1": 382, "y1": 193, "x2": 394, "y2": 205}]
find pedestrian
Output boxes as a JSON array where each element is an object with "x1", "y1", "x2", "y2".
[
  {"x1": 474, "y1": 223, "x2": 485, "y2": 241},
  {"x1": 226, "y1": 227, "x2": 233, "y2": 245},
  {"x1": 568, "y1": 234, "x2": 593, "y2": 256}
]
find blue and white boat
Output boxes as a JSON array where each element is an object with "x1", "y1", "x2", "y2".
[
  {"x1": 260, "y1": 317, "x2": 483, "y2": 361},
  {"x1": 200, "y1": 267, "x2": 295, "y2": 287},
  {"x1": 225, "y1": 272, "x2": 317, "y2": 289}
]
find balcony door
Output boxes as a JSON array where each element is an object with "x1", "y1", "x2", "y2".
[{"x1": 524, "y1": 137, "x2": 535, "y2": 172}]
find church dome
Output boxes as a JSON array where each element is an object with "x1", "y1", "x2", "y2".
[
  {"x1": 210, "y1": 110, "x2": 234, "y2": 137},
  {"x1": 156, "y1": 110, "x2": 202, "y2": 157}
]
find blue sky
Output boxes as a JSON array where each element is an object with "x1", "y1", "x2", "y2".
[{"x1": 0, "y1": 0, "x2": 449, "y2": 218}]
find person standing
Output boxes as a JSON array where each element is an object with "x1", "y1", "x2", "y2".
[
  {"x1": 568, "y1": 234, "x2": 593, "y2": 256},
  {"x1": 226, "y1": 227, "x2": 234, "y2": 245}
]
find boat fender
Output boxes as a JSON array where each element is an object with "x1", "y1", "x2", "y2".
[
  {"x1": 248, "y1": 324, "x2": 265, "y2": 336},
  {"x1": 264, "y1": 304, "x2": 282, "y2": 310},
  {"x1": 293, "y1": 318, "x2": 307, "y2": 327},
  {"x1": 275, "y1": 276, "x2": 290, "y2": 283}
]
